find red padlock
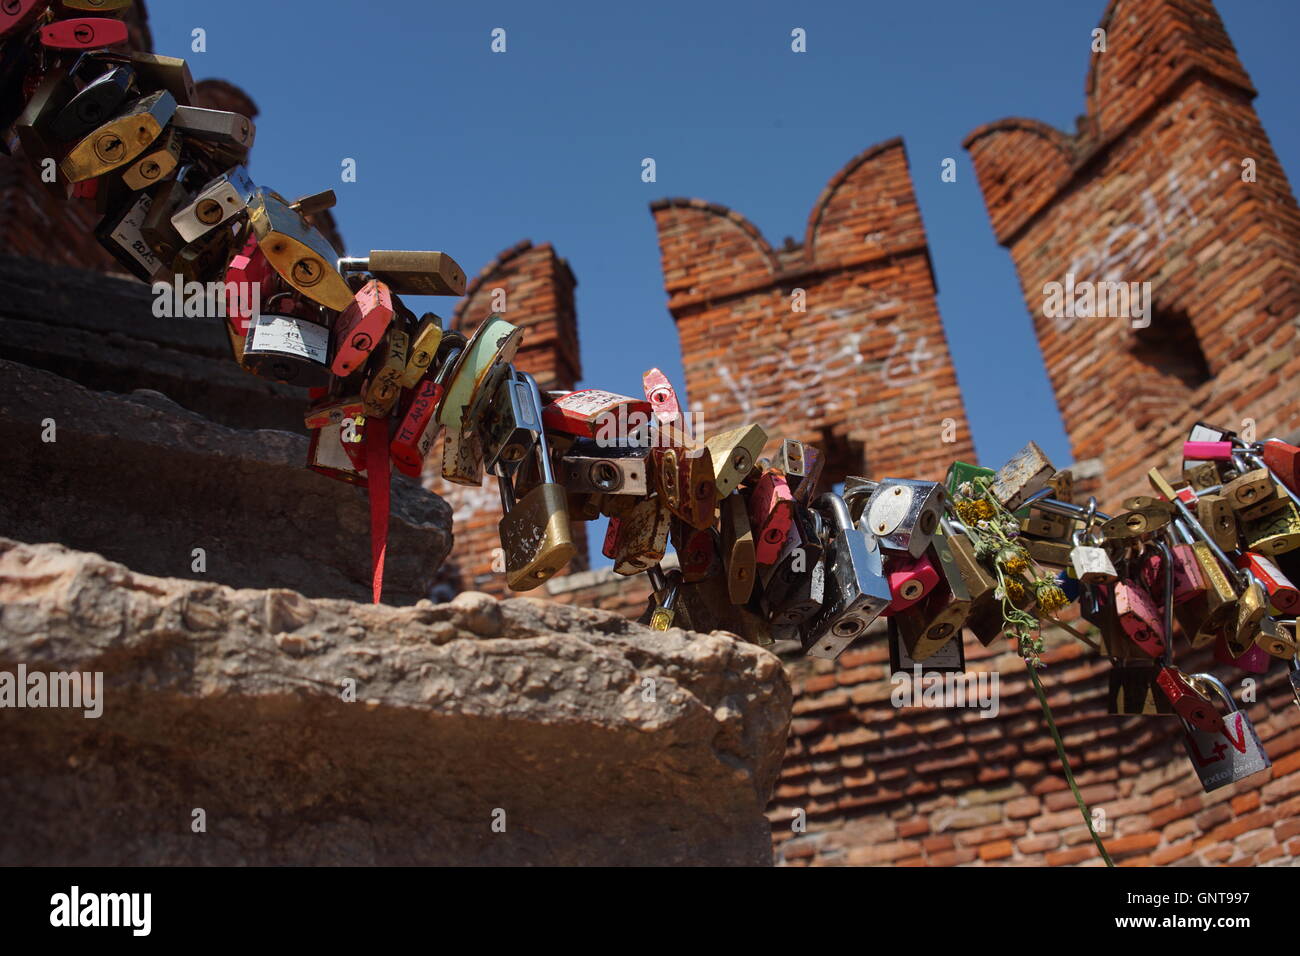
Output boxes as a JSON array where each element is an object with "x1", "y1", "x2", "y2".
[
  {"x1": 1182, "y1": 440, "x2": 1234, "y2": 461},
  {"x1": 390, "y1": 379, "x2": 443, "y2": 478},
  {"x1": 0, "y1": 0, "x2": 46, "y2": 40},
  {"x1": 339, "y1": 417, "x2": 367, "y2": 472},
  {"x1": 673, "y1": 523, "x2": 714, "y2": 583},
  {"x1": 1236, "y1": 551, "x2": 1300, "y2": 614},
  {"x1": 224, "y1": 236, "x2": 274, "y2": 337},
  {"x1": 1262, "y1": 440, "x2": 1300, "y2": 495},
  {"x1": 601, "y1": 516, "x2": 620, "y2": 560},
  {"x1": 1156, "y1": 668, "x2": 1226, "y2": 735},
  {"x1": 40, "y1": 17, "x2": 128, "y2": 49},
  {"x1": 882, "y1": 553, "x2": 940, "y2": 616},
  {"x1": 331, "y1": 279, "x2": 394, "y2": 377},
  {"x1": 1114, "y1": 580, "x2": 1166, "y2": 658},
  {"x1": 542, "y1": 389, "x2": 653, "y2": 441},
  {"x1": 1213, "y1": 630, "x2": 1272, "y2": 675},
  {"x1": 642, "y1": 367, "x2": 683, "y2": 429},
  {"x1": 749, "y1": 471, "x2": 794, "y2": 565}
]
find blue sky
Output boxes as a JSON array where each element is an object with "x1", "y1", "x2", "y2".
[{"x1": 149, "y1": 0, "x2": 1298, "y2": 475}]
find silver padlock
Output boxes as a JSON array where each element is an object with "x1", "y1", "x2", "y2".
[
  {"x1": 1177, "y1": 673, "x2": 1271, "y2": 793},
  {"x1": 863, "y1": 478, "x2": 945, "y2": 558},
  {"x1": 170, "y1": 165, "x2": 256, "y2": 243},
  {"x1": 1070, "y1": 527, "x2": 1118, "y2": 584},
  {"x1": 801, "y1": 493, "x2": 891, "y2": 661},
  {"x1": 480, "y1": 367, "x2": 543, "y2": 478},
  {"x1": 560, "y1": 439, "x2": 651, "y2": 496}
]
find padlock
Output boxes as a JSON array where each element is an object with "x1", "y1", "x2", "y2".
[
  {"x1": 1176, "y1": 673, "x2": 1271, "y2": 793},
  {"x1": 479, "y1": 367, "x2": 547, "y2": 477},
  {"x1": 169, "y1": 165, "x2": 255, "y2": 243},
  {"x1": 882, "y1": 552, "x2": 940, "y2": 617},
  {"x1": 171, "y1": 104, "x2": 255, "y2": 151},
  {"x1": 389, "y1": 343, "x2": 463, "y2": 477},
  {"x1": 437, "y1": 315, "x2": 524, "y2": 437},
  {"x1": 720, "y1": 493, "x2": 757, "y2": 604},
  {"x1": 93, "y1": 188, "x2": 164, "y2": 280},
  {"x1": 945, "y1": 527, "x2": 1003, "y2": 645},
  {"x1": 1151, "y1": 667, "x2": 1216, "y2": 726},
  {"x1": 361, "y1": 325, "x2": 409, "y2": 417},
  {"x1": 790, "y1": 443, "x2": 824, "y2": 508},
  {"x1": 0, "y1": 0, "x2": 45, "y2": 39},
  {"x1": 60, "y1": 0, "x2": 136, "y2": 11},
  {"x1": 305, "y1": 393, "x2": 365, "y2": 431},
  {"x1": 759, "y1": 508, "x2": 825, "y2": 615},
  {"x1": 1253, "y1": 615, "x2": 1297, "y2": 659},
  {"x1": 111, "y1": 51, "x2": 194, "y2": 106},
  {"x1": 240, "y1": 293, "x2": 332, "y2": 387},
  {"x1": 1094, "y1": 584, "x2": 1145, "y2": 662},
  {"x1": 1222, "y1": 468, "x2": 1275, "y2": 512},
  {"x1": 1164, "y1": 543, "x2": 1207, "y2": 605},
  {"x1": 888, "y1": 612, "x2": 967, "y2": 674},
  {"x1": 990, "y1": 440, "x2": 1055, "y2": 512},
  {"x1": 13, "y1": 66, "x2": 78, "y2": 197},
  {"x1": 610, "y1": 495, "x2": 671, "y2": 576},
  {"x1": 49, "y1": 60, "x2": 135, "y2": 142},
  {"x1": 703, "y1": 424, "x2": 768, "y2": 499},
  {"x1": 60, "y1": 88, "x2": 175, "y2": 182},
  {"x1": 248, "y1": 189, "x2": 352, "y2": 311},
  {"x1": 1227, "y1": 577, "x2": 1268, "y2": 657},
  {"x1": 1023, "y1": 538, "x2": 1072, "y2": 567},
  {"x1": 766, "y1": 559, "x2": 826, "y2": 633},
  {"x1": 337, "y1": 250, "x2": 467, "y2": 297},
  {"x1": 1183, "y1": 440, "x2": 1234, "y2": 461},
  {"x1": 894, "y1": 529, "x2": 971, "y2": 659},
  {"x1": 40, "y1": 17, "x2": 129, "y2": 50},
  {"x1": 749, "y1": 471, "x2": 794, "y2": 565},
  {"x1": 1195, "y1": 494, "x2": 1238, "y2": 552},
  {"x1": 173, "y1": 221, "x2": 236, "y2": 285},
  {"x1": 138, "y1": 165, "x2": 202, "y2": 264},
  {"x1": 1243, "y1": 503, "x2": 1300, "y2": 556},
  {"x1": 1213, "y1": 629, "x2": 1272, "y2": 674},
  {"x1": 1070, "y1": 528, "x2": 1118, "y2": 584},
  {"x1": 1108, "y1": 663, "x2": 1176, "y2": 717},
  {"x1": 642, "y1": 367, "x2": 684, "y2": 431},
  {"x1": 1019, "y1": 514, "x2": 1070, "y2": 539},
  {"x1": 801, "y1": 493, "x2": 892, "y2": 661},
  {"x1": 330, "y1": 279, "x2": 395, "y2": 377},
  {"x1": 1261, "y1": 440, "x2": 1300, "y2": 495},
  {"x1": 541, "y1": 389, "x2": 653, "y2": 441},
  {"x1": 648, "y1": 569, "x2": 682, "y2": 631},
  {"x1": 307, "y1": 421, "x2": 366, "y2": 487},
  {"x1": 120, "y1": 124, "x2": 180, "y2": 191},
  {"x1": 223, "y1": 235, "x2": 273, "y2": 337},
  {"x1": 400, "y1": 313, "x2": 443, "y2": 388},
  {"x1": 671, "y1": 519, "x2": 716, "y2": 583},
  {"x1": 561, "y1": 438, "x2": 651, "y2": 497},
  {"x1": 1236, "y1": 482, "x2": 1289, "y2": 522},
  {"x1": 1113, "y1": 580, "x2": 1166, "y2": 658},
  {"x1": 650, "y1": 445, "x2": 714, "y2": 529},
  {"x1": 1047, "y1": 469, "x2": 1074, "y2": 504},
  {"x1": 865, "y1": 478, "x2": 946, "y2": 558},
  {"x1": 1236, "y1": 552, "x2": 1300, "y2": 614},
  {"x1": 440, "y1": 410, "x2": 486, "y2": 487},
  {"x1": 493, "y1": 372, "x2": 576, "y2": 590}
]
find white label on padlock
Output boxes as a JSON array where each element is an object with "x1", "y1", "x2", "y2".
[
  {"x1": 250, "y1": 315, "x2": 329, "y2": 363},
  {"x1": 552, "y1": 389, "x2": 635, "y2": 417},
  {"x1": 314, "y1": 422, "x2": 356, "y2": 473},
  {"x1": 109, "y1": 193, "x2": 162, "y2": 274}
]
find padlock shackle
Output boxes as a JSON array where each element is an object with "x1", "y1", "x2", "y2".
[
  {"x1": 1187, "y1": 672, "x2": 1237, "y2": 715},
  {"x1": 811, "y1": 492, "x2": 853, "y2": 535},
  {"x1": 1026, "y1": 490, "x2": 1112, "y2": 525}
]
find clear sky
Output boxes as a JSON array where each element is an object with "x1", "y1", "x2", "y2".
[{"x1": 148, "y1": 0, "x2": 1298, "y2": 501}]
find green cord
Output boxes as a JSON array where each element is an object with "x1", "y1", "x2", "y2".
[{"x1": 1026, "y1": 660, "x2": 1115, "y2": 867}]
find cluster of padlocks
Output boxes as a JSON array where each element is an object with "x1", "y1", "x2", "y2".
[{"x1": 6, "y1": 1, "x2": 1299, "y2": 795}]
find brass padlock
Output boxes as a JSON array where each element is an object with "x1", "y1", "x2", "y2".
[
  {"x1": 1243, "y1": 503, "x2": 1300, "y2": 556},
  {"x1": 121, "y1": 126, "x2": 181, "y2": 191},
  {"x1": 249, "y1": 189, "x2": 352, "y2": 311},
  {"x1": 1196, "y1": 494, "x2": 1238, "y2": 552},
  {"x1": 61, "y1": 89, "x2": 175, "y2": 182},
  {"x1": 338, "y1": 250, "x2": 467, "y2": 297},
  {"x1": 495, "y1": 372, "x2": 576, "y2": 590},
  {"x1": 720, "y1": 493, "x2": 756, "y2": 604},
  {"x1": 361, "y1": 325, "x2": 409, "y2": 417},
  {"x1": 704, "y1": 424, "x2": 767, "y2": 499},
  {"x1": 401, "y1": 313, "x2": 444, "y2": 388},
  {"x1": 1223, "y1": 468, "x2": 1275, "y2": 512}
]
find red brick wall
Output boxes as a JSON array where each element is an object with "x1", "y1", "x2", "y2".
[
  {"x1": 649, "y1": 138, "x2": 975, "y2": 485},
  {"x1": 964, "y1": 0, "x2": 1300, "y2": 505},
  {"x1": 424, "y1": 240, "x2": 590, "y2": 595}
]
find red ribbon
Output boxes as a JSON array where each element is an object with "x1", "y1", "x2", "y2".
[{"x1": 365, "y1": 416, "x2": 390, "y2": 604}]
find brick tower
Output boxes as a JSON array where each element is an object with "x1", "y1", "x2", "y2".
[
  {"x1": 650, "y1": 138, "x2": 974, "y2": 486},
  {"x1": 964, "y1": 0, "x2": 1300, "y2": 502},
  {"x1": 425, "y1": 240, "x2": 589, "y2": 596}
]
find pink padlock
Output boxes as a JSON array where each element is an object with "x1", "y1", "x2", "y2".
[
  {"x1": 1142, "y1": 545, "x2": 1207, "y2": 605},
  {"x1": 749, "y1": 471, "x2": 794, "y2": 565},
  {"x1": 882, "y1": 554, "x2": 940, "y2": 616},
  {"x1": 1213, "y1": 632, "x2": 1272, "y2": 675},
  {"x1": 1183, "y1": 440, "x2": 1234, "y2": 461},
  {"x1": 1114, "y1": 580, "x2": 1166, "y2": 658}
]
